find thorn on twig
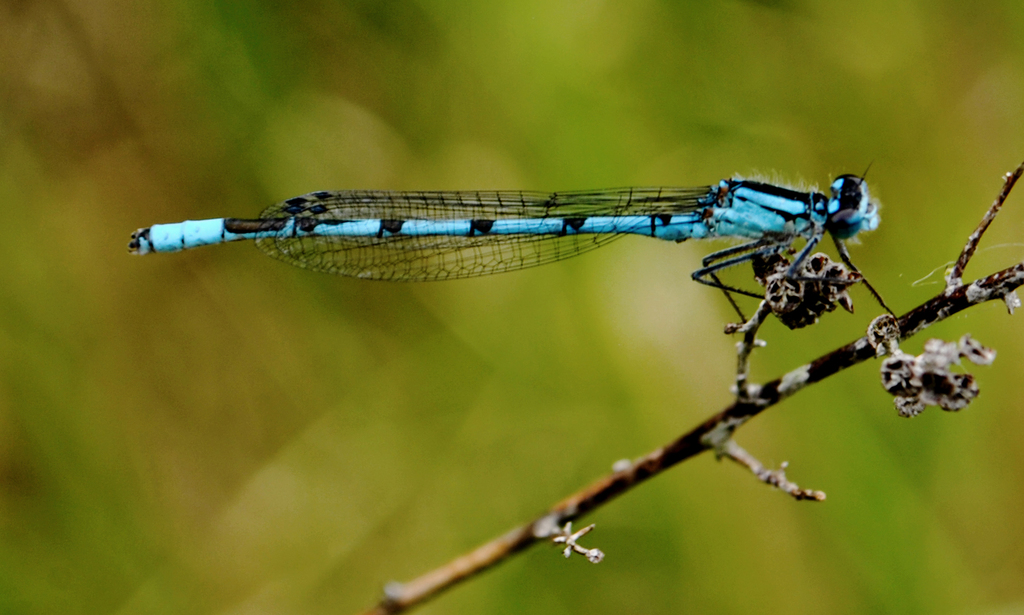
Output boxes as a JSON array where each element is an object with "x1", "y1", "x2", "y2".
[
  {"x1": 753, "y1": 252, "x2": 859, "y2": 329},
  {"x1": 551, "y1": 522, "x2": 605, "y2": 563},
  {"x1": 880, "y1": 334, "x2": 996, "y2": 417},
  {"x1": 718, "y1": 439, "x2": 826, "y2": 502}
]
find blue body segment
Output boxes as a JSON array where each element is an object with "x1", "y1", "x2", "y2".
[
  {"x1": 140, "y1": 213, "x2": 715, "y2": 249},
  {"x1": 129, "y1": 176, "x2": 880, "y2": 282},
  {"x1": 144, "y1": 218, "x2": 276, "y2": 252}
]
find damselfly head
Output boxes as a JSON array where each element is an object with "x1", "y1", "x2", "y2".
[{"x1": 825, "y1": 174, "x2": 879, "y2": 239}]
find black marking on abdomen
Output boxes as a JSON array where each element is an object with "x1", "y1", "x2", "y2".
[
  {"x1": 378, "y1": 219, "x2": 404, "y2": 238},
  {"x1": 225, "y1": 218, "x2": 289, "y2": 233},
  {"x1": 312, "y1": 191, "x2": 333, "y2": 199},
  {"x1": 560, "y1": 217, "x2": 586, "y2": 235},
  {"x1": 650, "y1": 214, "x2": 672, "y2": 237},
  {"x1": 470, "y1": 219, "x2": 494, "y2": 235}
]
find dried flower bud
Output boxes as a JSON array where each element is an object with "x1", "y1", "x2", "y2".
[
  {"x1": 867, "y1": 314, "x2": 901, "y2": 355},
  {"x1": 753, "y1": 252, "x2": 861, "y2": 329},
  {"x1": 880, "y1": 335, "x2": 994, "y2": 417}
]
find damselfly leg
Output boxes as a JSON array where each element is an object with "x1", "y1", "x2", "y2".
[{"x1": 692, "y1": 240, "x2": 791, "y2": 319}]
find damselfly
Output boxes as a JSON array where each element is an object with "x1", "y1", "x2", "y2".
[{"x1": 129, "y1": 175, "x2": 885, "y2": 311}]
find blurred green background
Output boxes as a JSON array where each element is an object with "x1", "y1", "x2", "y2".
[{"x1": 2, "y1": 1, "x2": 1024, "y2": 614}]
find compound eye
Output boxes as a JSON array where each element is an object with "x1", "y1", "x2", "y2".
[{"x1": 829, "y1": 174, "x2": 866, "y2": 215}]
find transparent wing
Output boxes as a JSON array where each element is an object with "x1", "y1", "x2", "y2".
[
  {"x1": 256, "y1": 232, "x2": 625, "y2": 281},
  {"x1": 259, "y1": 187, "x2": 712, "y2": 220},
  {"x1": 255, "y1": 187, "x2": 711, "y2": 281}
]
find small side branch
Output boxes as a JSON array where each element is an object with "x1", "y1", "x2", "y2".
[
  {"x1": 551, "y1": 522, "x2": 605, "y2": 563},
  {"x1": 728, "y1": 300, "x2": 773, "y2": 401},
  {"x1": 718, "y1": 439, "x2": 826, "y2": 501},
  {"x1": 946, "y1": 161, "x2": 1024, "y2": 290}
]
